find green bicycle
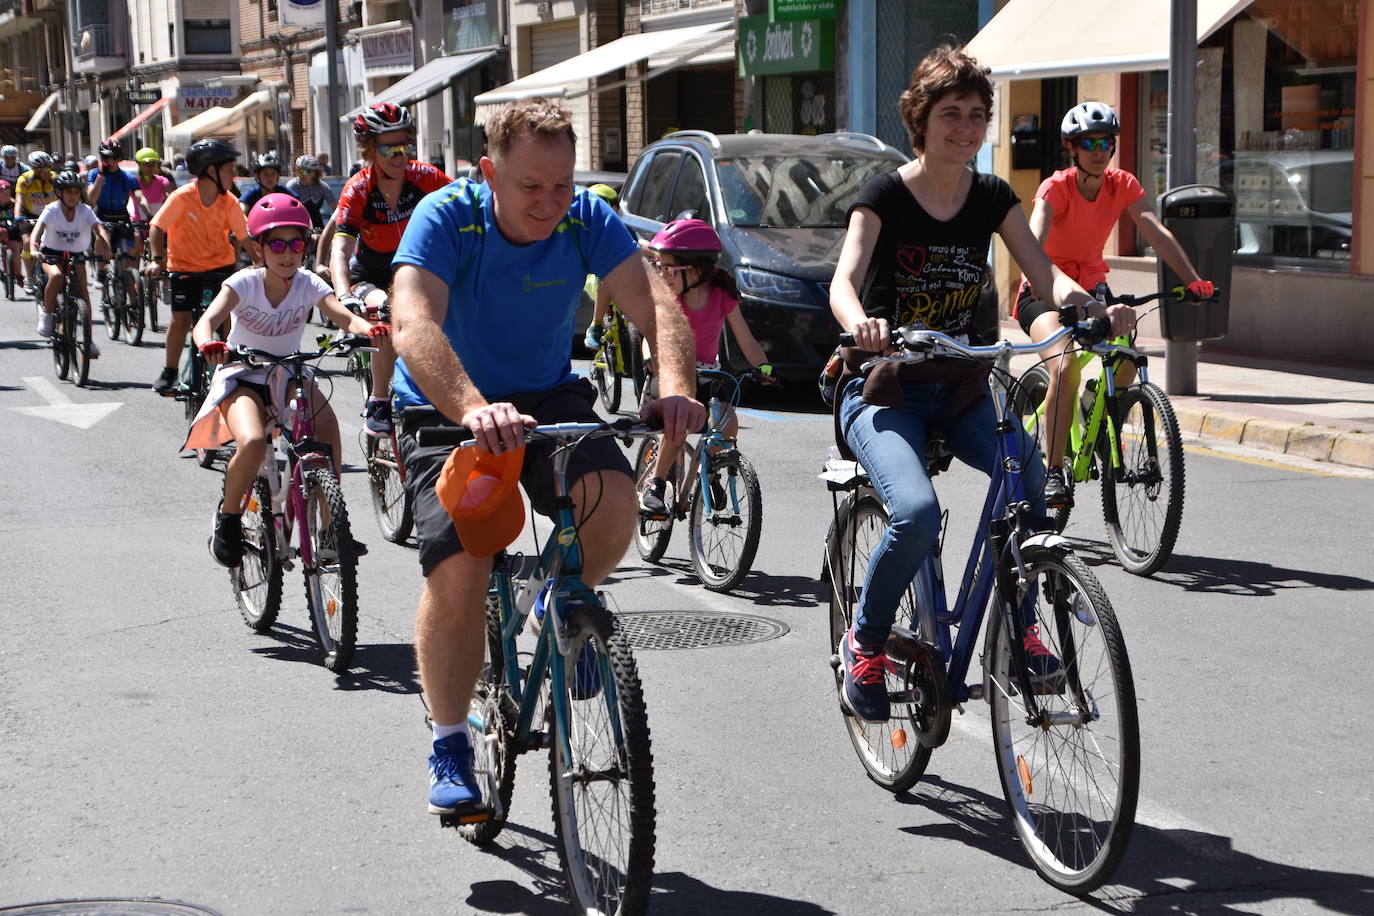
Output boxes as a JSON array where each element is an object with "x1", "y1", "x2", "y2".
[
  {"x1": 1013, "y1": 289, "x2": 1204, "y2": 576},
  {"x1": 588, "y1": 302, "x2": 646, "y2": 414}
]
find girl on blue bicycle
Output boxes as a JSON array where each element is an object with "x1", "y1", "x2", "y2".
[
  {"x1": 637, "y1": 218, "x2": 772, "y2": 517},
  {"x1": 184, "y1": 193, "x2": 390, "y2": 568},
  {"x1": 827, "y1": 46, "x2": 1125, "y2": 723}
]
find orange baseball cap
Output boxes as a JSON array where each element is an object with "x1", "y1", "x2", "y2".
[{"x1": 434, "y1": 444, "x2": 526, "y2": 558}]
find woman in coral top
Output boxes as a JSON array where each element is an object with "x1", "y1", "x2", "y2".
[{"x1": 1015, "y1": 101, "x2": 1214, "y2": 509}]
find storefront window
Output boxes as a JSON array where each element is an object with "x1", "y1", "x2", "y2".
[{"x1": 762, "y1": 73, "x2": 835, "y2": 135}]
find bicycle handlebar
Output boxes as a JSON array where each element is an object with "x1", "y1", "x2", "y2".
[
  {"x1": 226, "y1": 335, "x2": 373, "y2": 368},
  {"x1": 1096, "y1": 284, "x2": 1222, "y2": 308},
  {"x1": 415, "y1": 415, "x2": 663, "y2": 448},
  {"x1": 839, "y1": 318, "x2": 1110, "y2": 369}
]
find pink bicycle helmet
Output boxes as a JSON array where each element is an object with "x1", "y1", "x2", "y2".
[
  {"x1": 648, "y1": 218, "x2": 721, "y2": 261},
  {"x1": 247, "y1": 193, "x2": 311, "y2": 240}
]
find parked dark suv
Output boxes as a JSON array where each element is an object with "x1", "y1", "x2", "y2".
[{"x1": 619, "y1": 130, "x2": 908, "y2": 379}]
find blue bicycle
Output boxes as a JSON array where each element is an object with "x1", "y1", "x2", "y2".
[
  {"x1": 821, "y1": 320, "x2": 1140, "y2": 892},
  {"x1": 416, "y1": 417, "x2": 658, "y2": 916}
]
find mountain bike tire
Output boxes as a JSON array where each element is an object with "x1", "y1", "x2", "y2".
[
  {"x1": 103, "y1": 273, "x2": 122, "y2": 341},
  {"x1": 687, "y1": 450, "x2": 762, "y2": 592},
  {"x1": 52, "y1": 298, "x2": 71, "y2": 381},
  {"x1": 233, "y1": 476, "x2": 283, "y2": 631},
  {"x1": 458, "y1": 590, "x2": 517, "y2": 846},
  {"x1": 126, "y1": 269, "x2": 146, "y2": 346},
  {"x1": 632, "y1": 437, "x2": 673, "y2": 563},
  {"x1": 591, "y1": 329, "x2": 623, "y2": 414},
  {"x1": 366, "y1": 432, "x2": 413, "y2": 543},
  {"x1": 73, "y1": 298, "x2": 92, "y2": 387},
  {"x1": 625, "y1": 324, "x2": 646, "y2": 403},
  {"x1": 1101, "y1": 382, "x2": 1184, "y2": 576},
  {"x1": 302, "y1": 467, "x2": 359, "y2": 672}
]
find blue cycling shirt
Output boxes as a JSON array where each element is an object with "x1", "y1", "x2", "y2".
[
  {"x1": 87, "y1": 167, "x2": 139, "y2": 214},
  {"x1": 392, "y1": 179, "x2": 640, "y2": 404}
]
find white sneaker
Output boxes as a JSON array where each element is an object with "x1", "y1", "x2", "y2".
[{"x1": 36, "y1": 312, "x2": 54, "y2": 337}]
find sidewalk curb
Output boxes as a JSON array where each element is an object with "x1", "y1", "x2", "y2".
[{"x1": 1173, "y1": 405, "x2": 1374, "y2": 471}]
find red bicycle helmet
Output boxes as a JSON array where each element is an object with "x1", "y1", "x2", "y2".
[
  {"x1": 247, "y1": 193, "x2": 311, "y2": 240},
  {"x1": 353, "y1": 102, "x2": 414, "y2": 141},
  {"x1": 648, "y1": 218, "x2": 721, "y2": 261}
]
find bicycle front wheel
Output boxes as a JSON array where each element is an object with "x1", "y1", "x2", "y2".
[
  {"x1": 591, "y1": 333, "x2": 622, "y2": 414},
  {"x1": 987, "y1": 546, "x2": 1139, "y2": 892},
  {"x1": 126, "y1": 268, "x2": 146, "y2": 346},
  {"x1": 687, "y1": 450, "x2": 762, "y2": 592},
  {"x1": 366, "y1": 433, "x2": 412, "y2": 543},
  {"x1": 826, "y1": 492, "x2": 932, "y2": 793},
  {"x1": 548, "y1": 601, "x2": 655, "y2": 916},
  {"x1": 102, "y1": 278, "x2": 121, "y2": 341},
  {"x1": 624, "y1": 324, "x2": 646, "y2": 403},
  {"x1": 233, "y1": 476, "x2": 283, "y2": 631},
  {"x1": 632, "y1": 437, "x2": 673, "y2": 563},
  {"x1": 52, "y1": 301, "x2": 71, "y2": 381},
  {"x1": 1011, "y1": 364, "x2": 1073, "y2": 531},
  {"x1": 1101, "y1": 382, "x2": 1184, "y2": 576},
  {"x1": 73, "y1": 298, "x2": 92, "y2": 387},
  {"x1": 302, "y1": 467, "x2": 359, "y2": 672}
]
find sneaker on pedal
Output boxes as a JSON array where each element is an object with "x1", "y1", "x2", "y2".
[
  {"x1": 210, "y1": 509, "x2": 243, "y2": 568},
  {"x1": 428, "y1": 732, "x2": 482, "y2": 815},
  {"x1": 363, "y1": 397, "x2": 392, "y2": 437},
  {"x1": 1044, "y1": 467, "x2": 1073, "y2": 510},
  {"x1": 36, "y1": 312, "x2": 54, "y2": 338},
  {"x1": 1023, "y1": 624, "x2": 1063, "y2": 682},
  {"x1": 639, "y1": 476, "x2": 668, "y2": 518},
  {"x1": 583, "y1": 322, "x2": 604, "y2": 351},
  {"x1": 153, "y1": 366, "x2": 177, "y2": 395},
  {"x1": 840, "y1": 627, "x2": 890, "y2": 722},
  {"x1": 86, "y1": 339, "x2": 100, "y2": 359}
]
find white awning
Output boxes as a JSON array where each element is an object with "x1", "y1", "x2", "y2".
[
  {"x1": 24, "y1": 91, "x2": 60, "y2": 133},
  {"x1": 474, "y1": 20, "x2": 733, "y2": 110},
  {"x1": 342, "y1": 49, "x2": 498, "y2": 122},
  {"x1": 165, "y1": 89, "x2": 272, "y2": 150},
  {"x1": 966, "y1": 0, "x2": 1252, "y2": 80}
]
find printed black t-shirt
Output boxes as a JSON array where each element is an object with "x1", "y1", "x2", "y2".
[{"x1": 848, "y1": 169, "x2": 1018, "y2": 341}]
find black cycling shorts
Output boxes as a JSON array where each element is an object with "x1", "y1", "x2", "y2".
[
  {"x1": 169, "y1": 266, "x2": 236, "y2": 313},
  {"x1": 1015, "y1": 282, "x2": 1056, "y2": 336},
  {"x1": 398, "y1": 378, "x2": 634, "y2": 576},
  {"x1": 348, "y1": 255, "x2": 393, "y2": 292}
]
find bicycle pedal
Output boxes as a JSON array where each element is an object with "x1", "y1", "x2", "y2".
[{"x1": 438, "y1": 806, "x2": 493, "y2": 828}]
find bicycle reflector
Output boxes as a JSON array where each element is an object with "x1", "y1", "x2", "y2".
[{"x1": 436, "y1": 444, "x2": 526, "y2": 558}]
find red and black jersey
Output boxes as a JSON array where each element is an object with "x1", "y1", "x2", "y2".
[{"x1": 333, "y1": 161, "x2": 451, "y2": 277}]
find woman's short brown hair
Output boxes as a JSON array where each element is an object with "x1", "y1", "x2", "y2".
[
  {"x1": 483, "y1": 97, "x2": 578, "y2": 160},
  {"x1": 898, "y1": 45, "x2": 994, "y2": 155}
]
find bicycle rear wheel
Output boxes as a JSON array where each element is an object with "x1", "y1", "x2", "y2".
[
  {"x1": 632, "y1": 437, "x2": 674, "y2": 563},
  {"x1": 233, "y1": 476, "x2": 283, "y2": 631},
  {"x1": 73, "y1": 298, "x2": 92, "y2": 387},
  {"x1": 548, "y1": 601, "x2": 655, "y2": 916},
  {"x1": 687, "y1": 449, "x2": 762, "y2": 592},
  {"x1": 366, "y1": 432, "x2": 413, "y2": 543},
  {"x1": 459, "y1": 590, "x2": 517, "y2": 846},
  {"x1": 1011, "y1": 364, "x2": 1073, "y2": 531},
  {"x1": 1101, "y1": 382, "x2": 1184, "y2": 576},
  {"x1": 301, "y1": 467, "x2": 359, "y2": 671},
  {"x1": 826, "y1": 492, "x2": 932, "y2": 793},
  {"x1": 987, "y1": 546, "x2": 1139, "y2": 892}
]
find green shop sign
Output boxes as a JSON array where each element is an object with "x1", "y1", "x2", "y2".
[
  {"x1": 738, "y1": 15, "x2": 835, "y2": 76},
  {"x1": 770, "y1": 0, "x2": 841, "y2": 21}
]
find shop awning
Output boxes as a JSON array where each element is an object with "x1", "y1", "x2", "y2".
[
  {"x1": 108, "y1": 97, "x2": 169, "y2": 143},
  {"x1": 474, "y1": 20, "x2": 733, "y2": 112},
  {"x1": 965, "y1": 0, "x2": 1252, "y2": 80},
  {"x1": 24, "y1": 91, "x2": 60, "y2": 133},
  {"x1": 342, "y1": 49, "x2": 499, "y2": 122},
  {"x1": 165, "y1": 89, "x2": 272, "y2": 150}
]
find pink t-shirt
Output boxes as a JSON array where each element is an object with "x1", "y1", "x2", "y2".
[
  {"x1": 1030, "y1": 167, "x2": 1145, "y2": 292},
  {"x1": 134, "y1": 173, "x2": 173, "y2": 217},
  {"x1": 682, "y1": 284, "x2": 738, "y2": 364}
]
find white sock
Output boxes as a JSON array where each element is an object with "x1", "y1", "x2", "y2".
[{"x1": 433, "y1": 720, "x2": 469, "y2": 744}]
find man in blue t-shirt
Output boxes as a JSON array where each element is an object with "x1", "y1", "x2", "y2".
[
  {"x1": 392, "y1": 97, "x2": 704, "y2": 819},
  {"x1": 86, "y1": 138, "x2": 145, "y2": 300}
]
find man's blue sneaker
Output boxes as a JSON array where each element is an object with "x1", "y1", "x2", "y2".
[
  {"x1": 428, "y1": 732, "x2": 482, "y2": 815},
  {"x1": 840, "y1": 627, "x2": 890, "y2": 723}
]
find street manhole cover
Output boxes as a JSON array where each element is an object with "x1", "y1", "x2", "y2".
[
  {"x1": 616, "y1": 611, "x2": 788, "y2": 650},
  {"x1": 0, "y1": 902, "x2": 220, "y2": 916}
]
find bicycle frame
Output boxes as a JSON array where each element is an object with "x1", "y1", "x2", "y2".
[
  {"x1": 1044, "y1": 338, "x2": 1148, "y2": 485},
  {"x1": 680, "y1": 368, "x2": 749, "y2": 517}
]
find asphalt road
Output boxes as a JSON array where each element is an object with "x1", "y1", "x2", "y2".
[{"x1": 2, "y1": 293, "x2": 1372, "y2": 915}]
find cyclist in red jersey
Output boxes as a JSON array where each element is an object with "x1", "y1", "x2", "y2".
[
  {"x1": 331, "y1": 102, "x2": 450, "y2": 435},
  {"x1": 1016, "y1": 101, "x2": 1212, "y2": 509}
]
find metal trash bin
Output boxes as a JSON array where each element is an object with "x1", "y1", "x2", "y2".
[{"x1": 1157, "y1": 184, "x2": 1234, "y2": 342}]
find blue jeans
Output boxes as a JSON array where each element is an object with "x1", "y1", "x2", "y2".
[{"x1": 839, "y1": 377, "x2": 1047, "y2": 646}]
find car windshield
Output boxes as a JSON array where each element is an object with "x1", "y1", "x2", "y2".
[{"x1": 715, "y1": 154, "x2": 899, "y2": 228}]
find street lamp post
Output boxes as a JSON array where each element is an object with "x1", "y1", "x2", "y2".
[
  {"x1": 1166, "y1": 0, "x2": 1198, "y2": 395},
  {"x1": 326, "y1": 0, "x2": 342, "y2": 174}
]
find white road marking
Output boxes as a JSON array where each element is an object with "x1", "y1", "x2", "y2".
[{"x1": 8, "y1": 376, "x2": 122, "y2": 429}]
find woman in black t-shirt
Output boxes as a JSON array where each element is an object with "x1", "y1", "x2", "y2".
[{"x1": 827, "y1": 46, "x2": 1129, "y2": 725}]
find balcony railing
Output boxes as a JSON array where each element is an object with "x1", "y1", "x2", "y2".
[
  {"x1": 74, "y1": 23, "x2": 117, "y2": 60},
  {"x1": 640, "y1": 0, "x2": 730, "y2": 16}
]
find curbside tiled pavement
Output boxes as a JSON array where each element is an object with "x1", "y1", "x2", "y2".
[{"x1": 1000, "y1": 323, "x2": 1374, "y2": 472}]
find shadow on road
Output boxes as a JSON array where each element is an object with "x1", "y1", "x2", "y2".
[
  {"x1": 248, "y1": 624, "x2": 420, "y2": 694},
  {"x1": 896, "y1": 773, "x2": 1374, "y2": 914},
  {"x1": 606, "y1": 559, "x2": 826, "y2": 611},
  {"x1": 1067, "y1": 537, "x2": 1374, "y2": 595},
  {"x1": 464, "y1": 822, "x2": 836, "y2": 915}
]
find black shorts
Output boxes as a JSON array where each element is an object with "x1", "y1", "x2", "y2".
[
  {"x1": 1015, "y1": 282, "x2": 1056, "y2": 336},
  {"x1": 398, "y1": 378, "x2": 634, "y2": 576},
  {"x1": 347, "y1": 255, "x2": 392, "y2": 291},
  {"x1": 99, "y1": 213, "x2": 136, "y2": 252},
  {"x1": 169, "y1": 266, "x2": 235, "y2": 313}
]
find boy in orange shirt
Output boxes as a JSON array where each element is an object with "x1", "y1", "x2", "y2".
[{"x1": 146, "y1": 138, "x2": 255, "y2": 395}]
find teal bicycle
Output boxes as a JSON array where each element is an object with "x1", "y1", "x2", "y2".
[{"x1": 415, "y1": 417, "x2": 658, "y2": 916}]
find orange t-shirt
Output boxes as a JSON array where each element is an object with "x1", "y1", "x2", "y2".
[
  {"x1": 1024, "y1": 167, "x2": 1145, "y2": 294},
  {"x1": 151, "y1": 182, "x2": 249, "y2": 273}
]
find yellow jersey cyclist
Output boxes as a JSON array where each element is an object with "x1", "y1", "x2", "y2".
[
  {"x1": 1015, "y1": 101, "x2": 1214, "y2": 509},
  {"x1": 146, "y1": 138, "x2": 254, "y2": 395},
  {"x1": 15, "y1": 151, "x2": 57, "y2": 294}
]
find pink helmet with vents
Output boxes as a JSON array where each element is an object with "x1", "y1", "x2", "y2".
[
  {"x1": 648, "y1": 218, "x2": 721, "y2": 260},
  {"x1": 247, "y1": 193, "x2": 311, "y2": 240}
]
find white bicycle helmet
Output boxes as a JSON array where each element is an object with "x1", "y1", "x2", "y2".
[{"x1": 1061, "y1": 102, "x2": 1121, "y2": 139}]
